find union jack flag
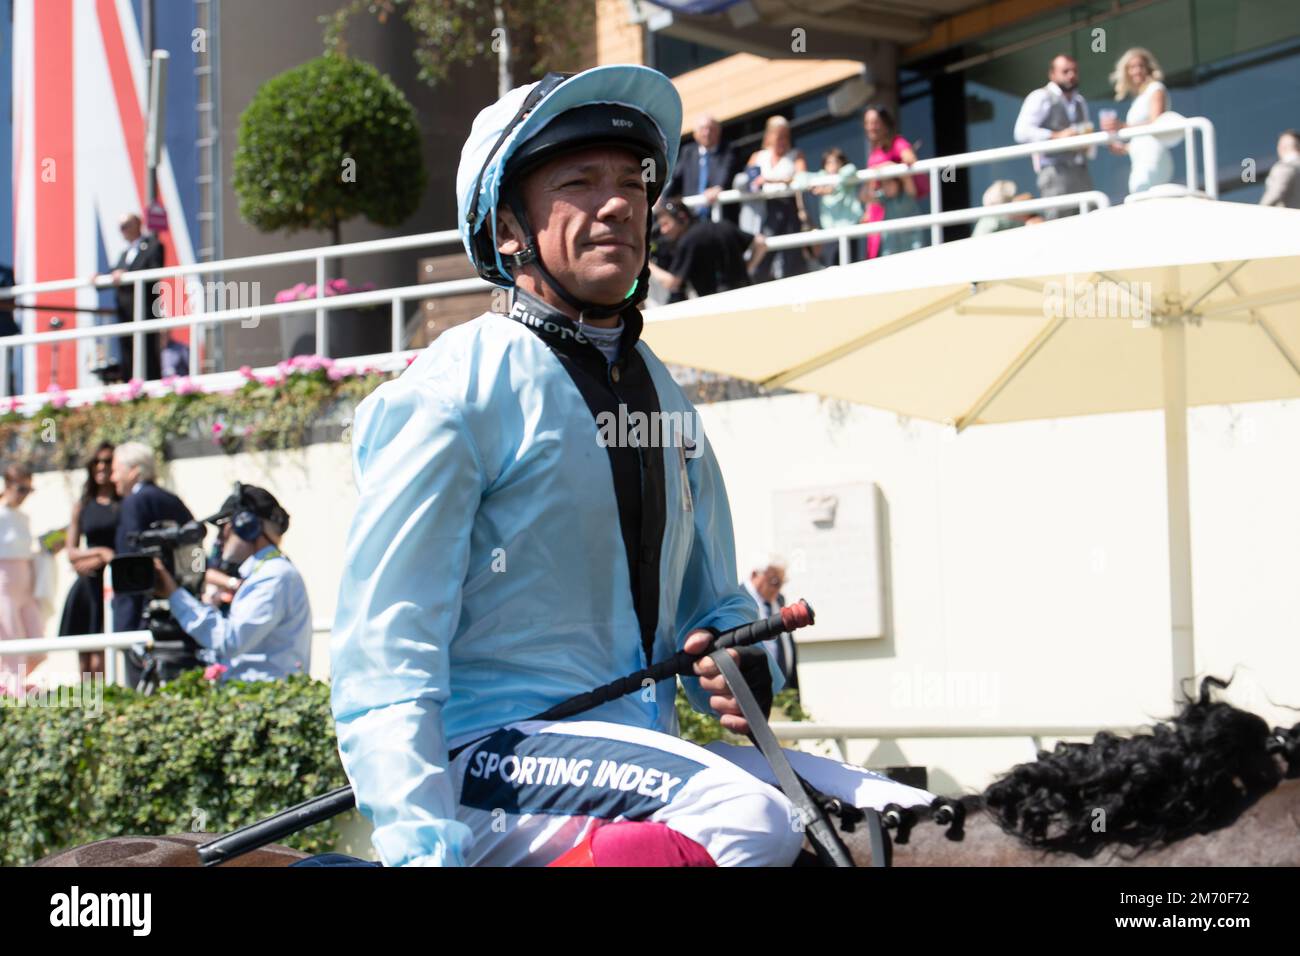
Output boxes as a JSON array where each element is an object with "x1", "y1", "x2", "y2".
[{"x1": 11, "y1": 0, "x2": 198, "y2": 392}]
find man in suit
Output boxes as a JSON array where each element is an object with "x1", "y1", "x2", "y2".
[
  {"x1": 1260, "y1": 130, "x2": 1300, "y2": 209},
  {"x1": 1013, "y1": 54, "x2": 1095, "y2": 219},
  {"x1": 91, "y1": 213, "x2": 166, "y2": 382},
  {"x1": 110, "y1": 441, "x2": 195, "y2": 687},
  {"x1": 741, "y1": 555, "x2": 798, "y2": 691},
  {"x1": 665, "y1": 115, "x2": 742, "y2": 223}
]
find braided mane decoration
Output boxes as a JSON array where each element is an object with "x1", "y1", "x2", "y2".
[{"x1": 982, "y1": 676, "x2": 1300, "y2": 858}]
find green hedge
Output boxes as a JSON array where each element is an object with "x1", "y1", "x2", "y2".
[
  {"x1": 0, "y1": 671, "x2": 345, "y2": 865},
  {"x1": 0, "y1": 670, "x2": 803, "y2": 865}
]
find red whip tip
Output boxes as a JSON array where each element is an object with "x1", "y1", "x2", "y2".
[{"x1": 781, "y1": 600, "x2": 814, "y2": 630}]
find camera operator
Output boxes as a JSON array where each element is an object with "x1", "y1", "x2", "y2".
[
  {"x1": 111, "y1": 442, "x2": 194, "y2": 687},
  {"x1": 151, "y1": 483, "x2": 312, "y2": 682}
]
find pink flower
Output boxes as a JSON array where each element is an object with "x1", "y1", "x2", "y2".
[
  {"x1": 211, "y1": 421, "x2": 225, "y2": 443},
  {"x1": 173, "y1": 377, "x2": 199, "y2": 396},
  {"x1": 126, "y1": 378, "x2": 144, "y2": 399},
  {"x1": 47, "y1": 385, "x2": 69, "y2": 410},
  {"x1": 274, "y1": 282, "x2": 311, "y2": 304},
  {"x1": 257, "y1": 374, "x2": 279, "y2": 388},
  {"x1": 327, "y1": 366, "x2": 349, "y2": 381},
  {"x1": 203, "y1": 663, "x2": 228, "y2": 682},
  {"x1": 102, "y1": 391, "x2": 121, "y2": 406},
  {"x1": 238, "y1": 365, "x2": 255, "y2": 380},
  {"x1": 405, "y1": 355, "x2": 417, "y2": 367}
]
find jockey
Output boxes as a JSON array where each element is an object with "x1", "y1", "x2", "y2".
[{"x1": 330, "y1": 65, "x2": 932, "y2": 867}]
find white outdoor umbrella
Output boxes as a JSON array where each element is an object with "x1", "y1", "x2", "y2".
[{"x1": 642, "y1": 194, "x2": 1300, "y2": 702}]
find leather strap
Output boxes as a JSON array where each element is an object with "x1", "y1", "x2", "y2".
[{"x1": 708, "y1": 649, "x2": 854, "y2": 867}]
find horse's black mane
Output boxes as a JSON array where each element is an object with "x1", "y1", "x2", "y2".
[{"x1": 980, "y1": 676, "x2": 1300, "y2": 858}]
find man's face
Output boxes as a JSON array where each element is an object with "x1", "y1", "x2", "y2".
[
  {"x1": 109, "y1": 454, "x2": 136, "y2": 497},
  {"x1": 119, "y1": 215, "x2": 141, "y2": 242},
  {"x1": 1279, "y1": 134, "x2": 1299, "y2": 159},
  {"x1": 1050, "y1": 56, "x2": 1079, "y2": 92},
  {"x1": 501, "y1": 146, "x2": 648, "y2": 308},
  {"x1": 219, "y1": 521, "x2": 256, "y2": 565},
  {"x1": 693, "y1": 118, "x2": 720, "y2": 150},
  {"x1": 752, "y1": 566, "x2": 785, "y2": 602}
]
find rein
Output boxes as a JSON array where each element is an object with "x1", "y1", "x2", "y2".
[{"x1": 197, "y1": 600, "x2": 859, "y2": 867}]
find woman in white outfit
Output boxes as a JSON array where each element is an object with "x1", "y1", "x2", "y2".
[
  {"x1": 1101, "y1": 47, "x2": 1174, "y2": 195},
  {"x1": 0, "y1": 464, "x2": 49, "y2": 689},
  {"x1": 744, "y1": 116, "x2": 809, "y2": 281}
]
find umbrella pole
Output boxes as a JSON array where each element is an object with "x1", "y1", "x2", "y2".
[{"x1": 1161, "y1": 317, "x2": 1196, "y2": 705}]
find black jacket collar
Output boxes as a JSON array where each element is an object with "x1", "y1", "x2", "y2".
[{"x1": 507, "y1": 288, "x2": 644, "y2": 367}]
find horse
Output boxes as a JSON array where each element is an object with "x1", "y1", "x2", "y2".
[{"x1": 35, "y1": 677, "x2": 1300, "y2": 867}]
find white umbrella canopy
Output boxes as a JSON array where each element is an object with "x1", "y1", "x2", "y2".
[
  {"x1": 642, "y1": 195, "x2": 1300, "y2": 428},
  {"x1": 642, "y1": 195, "x2": 1300, "y2": 702}
]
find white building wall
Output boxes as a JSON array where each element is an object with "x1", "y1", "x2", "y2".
[{"x1": 20, "y1": 391, "x2": 1300, "y2": 794}]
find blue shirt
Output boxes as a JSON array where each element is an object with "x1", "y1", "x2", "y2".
[
  {"x1": 169, "y1": 545, "x2": 313, "y2": 682},
  {"x1": 331, "y1": 305, "x2": 779, "y2": 868}
]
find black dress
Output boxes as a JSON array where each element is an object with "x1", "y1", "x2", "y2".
[{"x1": 57, "y1": 498, "x2": 121, "y2": 637}]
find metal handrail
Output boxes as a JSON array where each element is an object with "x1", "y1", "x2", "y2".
[
  {"x1": 770, "y1": 721, "x2": 1142, "y2": 762},
  {"x1": 0, "y1": 117, "x2": 1216, "y2": 400},
  {"x1": 684, "y1": 114, "x2": 1218, "y2": 247}
]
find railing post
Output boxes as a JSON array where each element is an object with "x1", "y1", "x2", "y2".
[
  {"x1": 839, "y1": 235, "x2": 850, "y2": 266},
  {"x1": 711, "y1": 202, "x2": 722, "y2": 223},
  {"x1": 391, "y1": 297, "x2": 402, "y2": 354},
  {"x1": 0, "y1": 344, "x2": 7, "y2": 399},
  {"x1": 1185, "y1": 128, "x2": 1198, "y2": 193},
  {"x1": 315, "y1": 256, "x2": 329, "y2": 358},
  {"x1": 133, "y1": 276, "x2": 145, "y2": 381},
  {"x1": 1200, "y1": 119, "x2": 1218, "y2": 199},
  {"x1": 929, "y1": 168, "x2": 943, "y2": 247}
]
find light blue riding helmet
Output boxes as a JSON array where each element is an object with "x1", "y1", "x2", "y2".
[{"x1": 456, "y1": 65, "x2": 682, "y2": 317}]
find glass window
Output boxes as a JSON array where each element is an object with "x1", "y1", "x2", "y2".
[{"x1": 651, "y1": 34, "x2": 731, "y2": 78}]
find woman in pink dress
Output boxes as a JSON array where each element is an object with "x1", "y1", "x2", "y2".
[
  {"x1": 861, "y1": 105, "x2": 929, "y2": 259},
  {"x1": 0, "y1": 463, "x2": 47, "y2": 690}
]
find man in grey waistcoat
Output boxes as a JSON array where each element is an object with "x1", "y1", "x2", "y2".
[{"x1": 1014, "y1": 53, "x2": 1096, "y2": 219}]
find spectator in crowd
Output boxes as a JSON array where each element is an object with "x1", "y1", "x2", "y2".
[
  {"x1": 741, "y1": 555, "x2": 797, "y2": 692},
  {"x1": 665, "y1": 114, "x2": 742, "y2": 222},
  {"x1": 649, "y1": 200, "x2": 767, "y2": 302},
  {"x1": 971, "y1": 180, "x2": 1044, "y2": 236},
  {"x1": 806, "y1": 147, "x2": 864, "y2": 265},
  {"x1": 1014, "y1": 54, "x2": 1095, "y2": 219},
  {"x1": 0, "y1": 464, "x2": 50, "y2": 686},
  {"x1": 861, "y1": 105, "x2": 929, "y2": 257},
  {"x1": 162, "y1": 338, "x2": 191, "y2": 379},
  {"x1": 57, "y1": 442, "x2": 120, "y2": 675},
  {"x1": 89, "y1": 212, "x2": 165, "y2": 383},
  {"x1": 0, "y1": 263, "x2": 19, "y2": 395},
  {"x1": 1260, "y1": 129, "x2": 1300, "y2": 209},
  {"x1": 744, "y1": 116, "x2": 809, "y2": 281},
  {"x1": 867, "y1": 175, "x2": 927, "y2": 257},
  {"x1": 1101, "y1": 47, "x2": 1175, "y2": 195},
  {"x1": 152, "y1": 483, "x2": 311, "y2": 683},
  {"x1": 110, "y1": 441, "x2": 194, "y2": 687}
]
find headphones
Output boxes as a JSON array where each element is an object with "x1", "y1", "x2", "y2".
[{"x1": 229, "y1": 482, "x2": 289, "y2": 543}]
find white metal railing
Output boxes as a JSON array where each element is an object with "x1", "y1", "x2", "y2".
[
  {"x1": 0, "y1": 117, "x2": 1216, "y2": 404},
  {"x1": 685, "y1": 114, "x2": 1217, "y2": 249},
  {"x1": 769, "y1": 722, "x2": 1142, "y2": 762},
  {"x1": 1, "y1": 622, "x2": 337, "y2": 688},
  {"x1": 758, "y1": 190, "x2": 1110, "y2": 266},
  {"x1": 0, "y1": 228, "x2": 479, "y2": 399}
]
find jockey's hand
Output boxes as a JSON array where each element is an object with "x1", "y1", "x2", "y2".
[{"x1": 684, "y1": 629, "x2": 751, "y2": 735}]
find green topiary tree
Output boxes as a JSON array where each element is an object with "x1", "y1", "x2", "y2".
[{"x1": 232, "y1": 54, "x2": 426, "y2": 259}]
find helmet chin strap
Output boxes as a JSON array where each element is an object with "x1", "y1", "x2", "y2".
[{"x1": 504, "y1": 192, "x2": 650, "y2": 323}]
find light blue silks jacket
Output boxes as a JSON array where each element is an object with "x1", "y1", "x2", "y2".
[{"x1": 330, "y1": 311, "x2": 779, "y2": 867}]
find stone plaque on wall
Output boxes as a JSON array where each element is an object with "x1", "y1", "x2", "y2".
[{"x1": 773, "y1": 482, "x2": 885, "y2": 641}]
